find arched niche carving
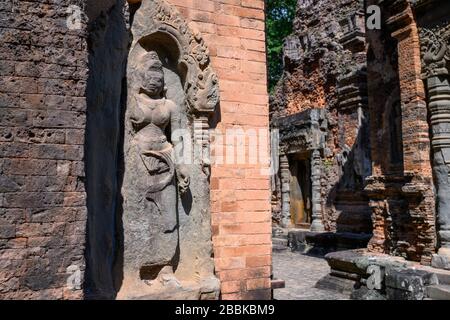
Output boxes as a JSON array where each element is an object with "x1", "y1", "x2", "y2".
[
  {"x1": 128, "y1": 0, "x2": 219, "y2": 115},
  {"x1": 117, "y1": 0, "x2": 220, "y2": 300}
]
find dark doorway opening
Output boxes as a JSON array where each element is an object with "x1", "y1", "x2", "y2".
[{"x1": 289, "y1": 153, "x2": 312, "y2": 229}]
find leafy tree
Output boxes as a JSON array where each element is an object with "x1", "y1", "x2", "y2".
[{"x1": 266, "y1": 0, "x2": 297, "y2": 92}]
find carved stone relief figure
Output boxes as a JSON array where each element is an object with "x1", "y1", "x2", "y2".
[
  {"x1": 117, "y1": 0, "x2": 220, "y2": 299},
  {"x1": 119, "y1": 51, "x2": 188, "y2": 297}
]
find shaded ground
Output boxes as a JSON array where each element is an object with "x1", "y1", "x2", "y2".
[{"x1": 273, "y1": 250, "x2": 349, "y2": 300}]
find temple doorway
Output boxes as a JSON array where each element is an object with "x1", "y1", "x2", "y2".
[{"x1": 289, "y1": 153, "x2": 312, "y2": 228}]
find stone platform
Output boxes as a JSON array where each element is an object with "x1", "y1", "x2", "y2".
[
  {"x1": 117, "y1": 276, "x2": 220, "y2": 300},
  {"x1": 316, "y1": 249, "x2": 450, "y2": 300},
  {"x1": 287, "y1": 229, "x2": 371, "y2": 255}
]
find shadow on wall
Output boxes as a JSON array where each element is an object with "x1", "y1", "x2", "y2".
[
  {"x1": 326, "y1": 31, "x2": 404, "y2": 238},
  {"x1": 84, "y1": 0, "x2": 130, "y2": 299},
  {"x1": 356, "y1": 19, "x2": 436, "y2": 261},
  {"x1": 325, "y1": 112, "x2": 373, "y2": 236}
]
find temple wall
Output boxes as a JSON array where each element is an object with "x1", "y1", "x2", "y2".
[
  {"x1": 365, "y1": 0, "x2": 436, "y2": 264},
  {"x1": 271, "y1": 0, "x2": 439, "y2": 265},
  {"x1": 271, "y1": 0, "x2": 373, "y2": 235},
  {"x1": 167, "y1": 0, "x2": 272, "y2": 300},
  {"x1": 0, "y1": 0, "x2": 89, "y2": 299},
  {"x1": 0, "y1": 0, "x2": 271, "y2": 300}
]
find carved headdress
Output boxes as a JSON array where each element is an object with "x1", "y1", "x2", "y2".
[
  {"x1": 139, "y1": 51, "x2": 167, "y2": 97},
  {"x1": 142, "y1": 51, "x2": 164, "y2": 76}
]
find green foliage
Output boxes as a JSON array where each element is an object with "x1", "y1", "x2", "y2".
[{"x1": 266, "y1": 0, "x2": 297, "y2": 92}]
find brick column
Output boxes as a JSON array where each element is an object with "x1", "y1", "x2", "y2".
[
  {"x1": 365, "y1": 0, "x2": 436, "y2": 262},
  {"x1": 388, "y1": 4, "x2": 432, "y2": 176},
  {"x1": 168, "y1": 0, "x2": 272, "y2": 299},
  {"x1": 384, "y1": 0, "x2": 436, "y2": 264}
]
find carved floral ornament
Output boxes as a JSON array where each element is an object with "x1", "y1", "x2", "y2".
[
  {"x1": 419, "y1": 23, "x2": 450, "y2": 78},
  {"x1": 131, "y1": 0, "x2": 220, "y2": 115}
]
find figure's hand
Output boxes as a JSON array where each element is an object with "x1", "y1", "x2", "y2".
[{"x1": 177, "y1": 165, "x2": 190, "y2": 194}]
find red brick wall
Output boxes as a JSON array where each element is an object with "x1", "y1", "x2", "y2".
[
  {"x1": 0, "y1": 0, "x2": 271, "y2": 300},
  {"x1": 365, "y1": 0, "x2": 436, "y2": 263},
  {"x1": 388, "y1": 3, "x2": 435, "y2": 264},
  {"x1": 0, "y1": 0, "x2": 88, "y2": 299},
  {"x1": 390, "y1": 5, "x2": 432, "y2": 177},
  {"x1": 168, "y1": 0, "x2": 272, "y2": 300}
]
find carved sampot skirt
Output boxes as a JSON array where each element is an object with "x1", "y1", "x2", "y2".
[{"x1": 121, "y1": 142, "x2": 179, "y2": 286}]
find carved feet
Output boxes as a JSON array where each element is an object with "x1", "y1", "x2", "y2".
[{"x1": 143, "y1": 266, "x2": 181, "y2": 289}]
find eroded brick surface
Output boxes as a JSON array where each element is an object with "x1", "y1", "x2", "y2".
[
  {"x1": 0, "y1": 0, "x2": 89, "y2": 299},
  {"x1": 1, "y1": 0, "x2": 272, "y2": 300}
]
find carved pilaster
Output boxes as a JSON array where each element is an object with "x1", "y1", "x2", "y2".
[
  {"x1": 310, "y1": 149, "x2": 325, "y2": 232},
  {"x1": 280, "y1": 153, "x2": 291, "y2": 228},
  {"x1": 194, "y1": 116, "x2": 211, "y2": 177},
  {"x1": 426, "y1": 75, "x2": 450, "y2": 268},
  {"x1": 419, "y1": 22, "x2": 450, "y2": 268},
  {"x1": 427, "y1": 76, "x2": 450, "y2": 150}
]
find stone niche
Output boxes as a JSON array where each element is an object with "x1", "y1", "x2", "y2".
[{"x1": 116, "y1": 0, "x2": 220, "y2": 299}]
